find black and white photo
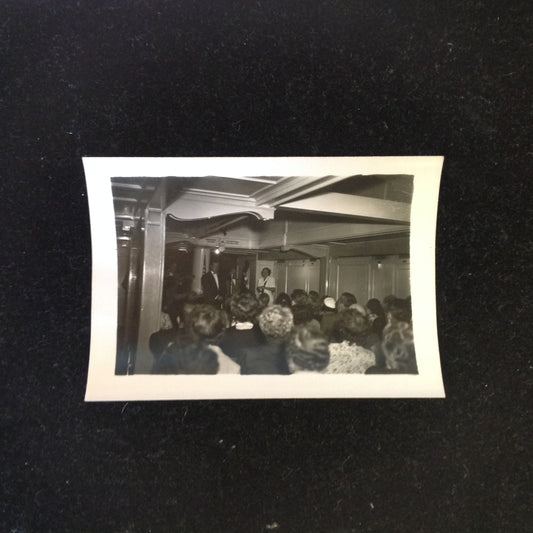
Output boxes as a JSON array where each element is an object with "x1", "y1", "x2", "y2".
[{"x1": 84, "y1": 156, "x2": 444, "y2": 400}]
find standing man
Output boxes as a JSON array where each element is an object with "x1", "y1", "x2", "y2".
[{"x1": 201, "y1": 260, "x2": 222, "y2": 306}]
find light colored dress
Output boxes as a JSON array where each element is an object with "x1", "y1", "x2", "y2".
[
  {"x1": 322, "y1": 341, "x2": 375, "y2": 374},
  {"x1": 257, "y1": 275, "x2": 276, "y2": 304}
]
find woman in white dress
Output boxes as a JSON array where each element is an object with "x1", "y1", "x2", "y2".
[{"x1": 256, "y1": 267, "x2": 276, "y2": 305}]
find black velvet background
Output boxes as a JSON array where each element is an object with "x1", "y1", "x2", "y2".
[{"x1": 2, "y1": 1, "x2": 531, "y2": 531}]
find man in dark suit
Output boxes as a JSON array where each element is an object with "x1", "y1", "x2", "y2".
[{"x1": 201, "y1": 260, "x2": 222, "y2": 306}]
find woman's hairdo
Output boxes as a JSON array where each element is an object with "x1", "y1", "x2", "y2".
[
  {"x1": 258, "y1": 305, "x2": 294, "y2": 338},
  {"x1": 275, "y1": 292, "x2": 292, "y2": 307},
  {"x1": 366, "y1": 298, "x2": 385, "y2": 316},
  {"x1": 261, "y1": 267, "x2": 271, "y2": 275},
  {"x1": 230, "y1": 292, "x2": 259, "y2": 322},
  {"x1": 290, "y1": 288, "x2": 308, "y2": 306},
  {"x1": 287, "y1": 323, "x2": 330, "y2": 371},
  {"x1": 382, "y1": 323, "x2": 417, "y2": 372},
  {"x1": 332, "y1": 309, "x2": 369, "y2": 343},
  {"x1": 338, "y1": 292, "x2": 357, "y2": 308},
  {"x1": 388, "y1": 298, "x2": 412, "y2": 324},
  {"x1": 189, "y1": 304, "x2": 227, "y2": 342}
]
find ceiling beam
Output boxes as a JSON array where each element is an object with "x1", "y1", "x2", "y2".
[
  {"x1": 258, "y1": 221, "x2": 409, "y2": 248},
  {"x1": 196, "y1": 215, "x2": 250, "y2": 239},
  {"x1": 252, "y1": 175, "x2": 350, "y2": 206},
  {"x1": 279, "y1": 192, "x2": 411, "y2": 223}
]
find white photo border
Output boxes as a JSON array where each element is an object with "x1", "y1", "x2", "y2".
[{"x1": 83, "y1": 156, "x2": 445, "y2": 400}]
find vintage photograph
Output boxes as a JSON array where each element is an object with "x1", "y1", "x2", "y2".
[{"x1": 84, "y1": 157, "x2": 444, "y2": 400}]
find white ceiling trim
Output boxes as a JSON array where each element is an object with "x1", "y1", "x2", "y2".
[{"x1": 280, "y1": 192, "x2": 411, "y2": 223}]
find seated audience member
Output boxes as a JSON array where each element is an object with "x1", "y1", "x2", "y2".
[
  {"x1": 308, "y1": 290, "x2": 322, "y2": 320},
  {"x1": 366, "y1": 298, "x2": 387, "y2": 339},
  {"x1": 387, "y1": 298, "x2": 412, "y2": 327},
  {"x1": 179, "y1": 294, "x2": 206, "y2": 333},
  {"x1": 382, "y1": 294, "x2": 397, "y2": 313},
  {"x1": 337, "y1": 292, "x2": 357, "y2": 312},
  {"x1": 332, "y1": 308, "x2": 379, "y2": 350},
  {"x1": 275, "y1": 292, "x2": 292, "y2": 308},
  {"x1": 320, "y1": 296, "x2": 338, "y2": 339},
  {"x1": 148, "y1": 309, "x2": 184, "y2": 365},
  {"x1": 290, "y1": 288, "x2": 308, "y2": 306},
  {"x1": 290, "y1": 288, "x2": 317, "y2": 327},
  {"x1": 286, "y1": 323, "x2": 330, "y2": 373},
  {"x1": 155, "y1": 343, "x2": 220, "y2": 374},
  {"x1": 326, "y1": 309, "x2": 376, "y2": 373},
  {"x1": 240, "y1": 305, "x2": 293, "y2": 375},
  {"x1": 218, "y1": 292, "x2": 266, "y2": 365},
  {"x1": 257, "y1": 292, "x2": 271, "y2": 310},
  {"x1": 154, "y1": 304, "x2": 239, "y2": 374},
  {"x1": 292, "y1": 303, "x2": 318, "y2": 327},
  {"x1": 366, "y1": 322, "x2": 418, "y2": 374}
]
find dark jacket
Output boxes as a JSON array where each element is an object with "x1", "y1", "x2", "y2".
[
  {"x1": 201, "y1": 271, "x2": 221, "y2": 304},
  {"x1": 240, "y1": 340, "x2": 290, "y2": 375},
  {"x1": 218, "y1": 324, "x2": 266, "y2": 365}
]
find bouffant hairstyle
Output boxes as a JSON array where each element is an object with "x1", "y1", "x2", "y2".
[
  {"x1": 382, "y1": 323, "x2": 417, "y2": 373},
  {"x1": 230, "y1": 291, "x2": 259, "y2": 322},
  {"x1": 275, "y1": 292, "x2": 292, "y2": 308},
  {"x1": 287, "y1": 323, "x2": 330, "y2": 372},
  {"x1": 291, "y1": 288, "x2": 308, "y2": 306},
  {"x1": 257, "y1": 305, "x2": 294, "y2": 339},
  {"x1": 188, "y1": 304, "x2": 228, "y2": 343},
  {"x1": 331, "y1": 309, "x2": 370, "y2": 343},
  {"x1": 160, "y1": 343, "x2": 219, "y2": 374},
  {"x1": 388, "y1": 298, "x2": 412, "y2": 325}
]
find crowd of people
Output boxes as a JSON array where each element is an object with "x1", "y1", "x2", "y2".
[{"x1": 150, "y1": 270, "x2": 418, "y2": 375}]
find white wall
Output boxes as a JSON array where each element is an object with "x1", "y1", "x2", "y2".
[{"x1": 328, "y1": 255, "x2": 411, "y2": 302}]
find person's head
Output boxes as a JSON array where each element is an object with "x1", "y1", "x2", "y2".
[
  {"x1": 257, "y1": 292, "x2": 271, "y2": 309},
  {"x1": 181, "y1": 294, "x2": 206, "y2": 326},
  {"x1": 337, "y1": 292, "x2": 357, "y2": 312},
  {"x1": 366, "y1": 298, "x2": 385, "y2": 317},
  {"x1": 382, "y1": 323, "x2": 417, "y2": 373},
  {"x1": 188, "y1": 304, "x2": 227, "y2": 343},
  {"x1": 382, "y1": 294, "x2": 397, "y2": 313},
  {"x1": 292, "y1": 304, "x2": 315, "y2": 326},
  {"x1": 162, "y1": 343, "x2": 219, "y2": 374},
  {"x1": 387, "y1": 298, "x2": 412, "y2": 326},
  {"x1": 286, "y1": 323, "x2": 330, "y2": 373},
  {"x1": 308, "y1": 290, "x2": 319, "y2": 304},
  {"x1": 322, "y1": 296, "x2": 336, "y2": 312},
  {"x1": 291, "y1": 288, "x2": 308, "y2": 306},
  {"x1": 230, "y1": 292, "x2": 259, "y2": 323},
  {"x1": 275, "y1": 292, "x2": 292, "y2": 308},
  {"x1": 261, "y1": 267, "x2": 271, "y2": 278},
  {"x1": 210, "y1": 261, "x2": 219, "y2": 274},
  {"x1": 349, "y1": 303, "x2": 368, "y2": 317},
  {"x1": 331, "y1": 309, "x2": 370, "y2": 344},
  {"x1": 257, "y1": 305, "x2": 294, "y2": 340}
]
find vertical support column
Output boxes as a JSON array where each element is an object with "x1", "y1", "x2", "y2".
[
  {"x1": 191, "y1": 247, "x2": 210, "y2": 294},
  {"x1": 135, "y1": 185, "x2": 166, "y2": 374},
  {"x1": 320, "y1": 249, "x2": 330, "y2": 296}
]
